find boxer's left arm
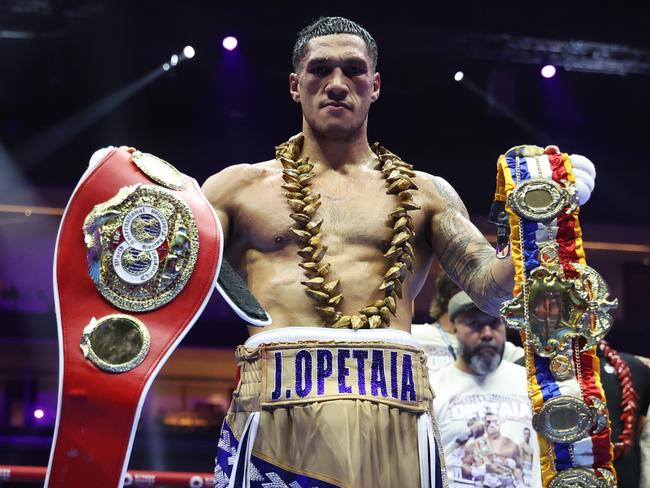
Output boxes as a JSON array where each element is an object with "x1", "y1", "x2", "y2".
[
  {"x1": 424, "y1": 149, "x2": 596, "y2": 317},
  {"x1": 425, "y1": 175, "x2": 514, "y2": 317}
]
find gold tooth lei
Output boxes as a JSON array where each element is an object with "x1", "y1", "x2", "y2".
[{"x1": 276, "y1": 133, "x2": 420, "y2": 329}]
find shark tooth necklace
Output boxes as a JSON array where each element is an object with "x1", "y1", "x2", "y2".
[{"x1": 276, "y1": 133, "x2": 420, "y2": 329}]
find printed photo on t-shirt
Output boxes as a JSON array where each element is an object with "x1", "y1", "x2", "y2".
[{"x1": 443, "y1": 393, "x2": 536, "y2": 488}]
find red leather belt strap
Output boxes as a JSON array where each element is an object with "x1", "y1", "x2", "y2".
[{"x1": 46, "y1": 148, "x2": 221, "y2": 487}]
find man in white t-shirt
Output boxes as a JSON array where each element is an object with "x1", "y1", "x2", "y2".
[
  {"x1": 412, "y1": 273, "x2": 524, "y2": 375},
  {"x1": 430, "y1": 291, "x2": 542, "y2": 487},
  {"x1": 411, "y1": 273, "x2": 462, "y2": 373}
]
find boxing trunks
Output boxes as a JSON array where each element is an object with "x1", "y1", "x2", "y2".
[{"x1": 215, "y1": 327, "x2": 447, "y2": 488}]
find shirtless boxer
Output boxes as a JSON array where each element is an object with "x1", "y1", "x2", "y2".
[
  {"x1": 462, "y1": 413, "x2": 522, "y2": 486},
  {"x1": 203, "y1": 16, "x2": 513, "y2": 488}
]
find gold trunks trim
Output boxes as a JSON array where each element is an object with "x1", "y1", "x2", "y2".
[{"x1": 259, "y1": 341, "x2": 428, "y2": 412}]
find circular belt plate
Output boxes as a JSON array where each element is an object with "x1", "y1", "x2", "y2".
[
  {"x1": 532, "y1": 395, "x2": 596, "y2": 443},
  {"x1": 549, "y1": 354, "x2": 574, "y2": 380},
  {"x1": 130, "y1": 150, "x2": 186, "y2": 191},
  {"x1": 83, "y1": 184, "x2": 199, "y2": 311},
  {"x1": 549, "y1": 468, "x2": 608, "y2": 488},
  {"x1": 80, "y1": 314, "x2": 151, "y2": 373},
  {"x1": 507, "y1": 178, "x2": 569, "y2": 222}
]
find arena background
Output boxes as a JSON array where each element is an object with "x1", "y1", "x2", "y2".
[{"x1": 0, "y1": 1, "x2": 648, "y2": 483}]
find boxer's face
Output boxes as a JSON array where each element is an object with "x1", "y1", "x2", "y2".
[
  {"x1": 485, "y1": 414, "x2": 500, "y2": 437},
  {"x1": 290, "y1": 34, "x2": 380, "y2": 140}
]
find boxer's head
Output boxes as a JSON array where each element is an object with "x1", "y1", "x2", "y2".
[
  {"x1": 289, "y1": 17, "x2": 380, "y2": 141},
  {"x1": 485, "y1": 412, "x2": 501, "y2": 438},
  {"x1": 292, "y1": 17, "x2": 378, "y2": 74}
]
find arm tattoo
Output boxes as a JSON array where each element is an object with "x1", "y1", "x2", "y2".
[
  {"x1": 431, "y1": 177, "x2": 512, "y2": 315},
  {"x1": 431, "y1": 176, "x2": 470, "y2": 218}
]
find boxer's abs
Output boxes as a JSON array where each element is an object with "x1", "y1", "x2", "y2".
[{"x1": 240, "y1": 250, "x2": 417, "y2": 335}]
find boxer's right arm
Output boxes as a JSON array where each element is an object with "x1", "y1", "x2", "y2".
[
  {"x1": 202, "y1": 164, "x2": 273, "y2": 326},
  {"x1": 201, "y1": 164, "x2": 253, "y2": 244}
]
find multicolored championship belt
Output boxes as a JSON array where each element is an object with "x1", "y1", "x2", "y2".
[
  {"x1": 46, "y1": 147, "x2": 223, "y2": 488},
  {"x1": 491, "y1": 145, "x2": 618, "y2": 487}
]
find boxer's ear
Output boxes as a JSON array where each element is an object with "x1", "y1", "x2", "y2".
[
  {"x1": 289, "y1": 73, "x2": 300, "y2": 103},
  {"x1": 370, "y1": 72, "x2": 381, "y2": 103}
]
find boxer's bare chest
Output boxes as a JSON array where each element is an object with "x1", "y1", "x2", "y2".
[{"x1": 233, "y1": 167, "x2": 424, "y2": 254}]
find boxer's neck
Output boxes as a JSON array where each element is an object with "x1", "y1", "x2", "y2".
[{"x1": 300, "y1": 125, "x2": 374, "y2": 171}]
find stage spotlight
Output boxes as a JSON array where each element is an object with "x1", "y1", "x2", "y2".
[
  {"x1": 454, "y1": 71, "x2": 464, "y2": 82},
  {"x1": 34, "y1": 409, "x2": 45, "y2": 420},
  {"x1": 183, "y1": 45, "x2": 196, "y2": 59},
  {"x1": 170, "y1": 54, "x2": 179, "y2": 66},
  {"x1": 222, "y1": 36, "x2": 238, "y2": 51},
  {"x1": 15, "y1": 61, "x2": 168, "y2": 166},
  {"x1": 541, "y1": 64, "x2": 556, "y2": 78}
]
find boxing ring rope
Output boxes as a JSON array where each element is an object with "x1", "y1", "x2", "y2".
[{"x1": 0, "y1": 465, "x2": 213, "y2": 486}]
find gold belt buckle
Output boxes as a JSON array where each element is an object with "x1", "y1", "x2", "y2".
[
  {"x1": 83, "y1": 184, "x2": 200, "y2": 312},
  {"x1": 548, "y1": 467, "x2": 615, "y2": 488},
  {"x1": 501, "y1": 253, "x2": 617, "y2": 357},
  {"x1": 508, "y1": 178, "x2": 577, "y2": 222},
  {"x1": 532, "y1": 395, "x2": 607, "y2": 444}
]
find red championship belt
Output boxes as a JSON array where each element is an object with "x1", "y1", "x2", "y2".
[{"x1": 46, "y1": 147, "x2": 222, "y2": 487}]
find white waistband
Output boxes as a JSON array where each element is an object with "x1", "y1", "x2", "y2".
[{"x1": 244, "y1": 326, "x2": 422, "y2": 349}]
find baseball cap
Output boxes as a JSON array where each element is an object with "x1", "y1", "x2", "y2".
[{"x1": 447, "y1": 291, "x2": 478, "y2": 323}]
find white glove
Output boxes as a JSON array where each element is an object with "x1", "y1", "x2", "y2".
[{"x1": 569, "y1": 153, "x2": 595, "y2": 206}]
